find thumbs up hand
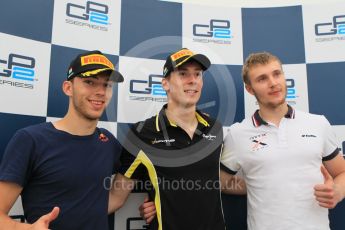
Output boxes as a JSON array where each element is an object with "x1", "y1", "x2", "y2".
[
  {"x1": 29, "y1": 207, "x2": 60, "y2": 230},
  {"x1": 314, "y1": 165, "x2": 341, "y2": 209}
]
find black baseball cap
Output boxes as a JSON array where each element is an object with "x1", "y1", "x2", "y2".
[
  {"x1": 66, "y1": 50, "x2": 124, "y2": 82},
  {"x1": 163, "y1": 48, "x2": 211, "y2": 77}
]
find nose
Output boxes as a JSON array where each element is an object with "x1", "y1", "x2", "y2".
[
  {"x1": 268, "y1": 75, "x2": 278, "y2": 87},
  {"x1": 186, "y1": 73, "x2": 201, "y2": 84},
  {"x1": 95, "y1": 83, "x2": 107, "y2": 95}
]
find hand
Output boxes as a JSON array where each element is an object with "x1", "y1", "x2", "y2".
[
  {"x1": 30, "y1": 207, "x2": 60, "y2": 229},
  {"x1": 139, "y1": 197, "x2": 156, "y2": 224},
  {"x1": 314, "y1": 165, "x2": 341, "y2": 209}
]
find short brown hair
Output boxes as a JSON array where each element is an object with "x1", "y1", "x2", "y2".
[{"x1": 242, "y1": 52, "x2": 282, "y2": 85}]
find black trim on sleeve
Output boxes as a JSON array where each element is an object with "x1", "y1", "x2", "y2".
[
  {"x1": 322, "y1": 148, "x2": 340, "y2": 161},
  {"x1": 220, "y1": 163, "x2": 237, "y2": 175}
]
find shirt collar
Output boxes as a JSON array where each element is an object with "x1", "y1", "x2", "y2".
[
  {"x1": 252, "y1": 104, "x2": 295, "y2": 127},
  {"x1": 155, "y1": 104, "x2": 210, "y2": 132}
]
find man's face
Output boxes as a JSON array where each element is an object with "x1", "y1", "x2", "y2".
[
  {"x1": 245, "y1": 60, "x2": 287, "y2": 109},
  {"x1": 162, "y1": 62, "x2": 203, "y2": 108},
  {"x1": 68, "y1": 72, "x2": 114, "y2": 121}
]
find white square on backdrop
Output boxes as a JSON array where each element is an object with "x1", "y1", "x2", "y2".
[
  {"x1": 303, "y1": 3, "x2": 345, "y2": 63},
  {"x1": 0, "y1": 33, "x2": 51, "y2": 117},
  {"x1": 117, "y1": 56, "x2": 166, "y2": 123},
  {"x1": 52, "y1": 0, "x2": 121, "y2": 54},
  {"x1": 182, "y1": 3, "x2": 243, "y2": 65}
]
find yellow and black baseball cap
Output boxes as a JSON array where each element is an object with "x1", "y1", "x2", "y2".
[
  {"x1": 67, "y1": 50, "x2": 124, "y2": 82},
  {"x1": 163, "y1": 48, "x2": 211, "y2": 77}
]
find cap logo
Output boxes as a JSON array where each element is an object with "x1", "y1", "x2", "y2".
[
  {"x1": 171, "y1": 49, "x2": 194, "y2": 62},
  {"x1": 163, "y1": 67, "x2": 168, "y2": 76},
  {"x1": 81, "y1": 54, "x2": 114, "y2": 70}
]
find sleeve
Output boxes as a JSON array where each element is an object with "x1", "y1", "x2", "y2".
[
  {"x1": 321, "y1": 116, "x2": 340, "y2": 161},
  {"x1": 220, "y1": 128, "x2": 241, "y2": 175},
  {"x1": 0, "y1": 129, "x2": 35, "y2": 187}
]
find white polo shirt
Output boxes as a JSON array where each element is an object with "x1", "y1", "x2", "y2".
[{"x1": 221, "y1": 106, "x2": 339, "y2": 230}]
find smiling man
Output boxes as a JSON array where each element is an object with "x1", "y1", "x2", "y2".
[
  {"x1": 0, "y1": 50, "x2": 124, "y2": 229},
  {"x1": 108, "y1": 48, "x2": 232, "y2": 230},
  {"x1": 221, "y1": 51, "x2": 345, "y2": 230}
]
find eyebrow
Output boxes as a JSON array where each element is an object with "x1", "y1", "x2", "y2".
[
  {"x1": 255, "y1": 73, "x2": 267, "y2": 79},
  {"x1": 255, "y1": 69, "x2": 282, "y2": 79},
  {"x1": 273, "y1": 69, "x2": 282, "y2": 74},
  {"x1": 177, "y1": 66, "x2": 202, "y2": 71},
  {"x1": 82, "y1": 76, "x2": 112, "y2": 83},
  {"x1": 82, "y1": 76, "x2": 99, "y2": 80}
]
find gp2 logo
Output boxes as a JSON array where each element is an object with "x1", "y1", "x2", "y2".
[
  {"x1": 315, "y1": 15, "x2": 345, "y2": 36},
  {"x1": 193, "y1": 19, "x2": 232, "y2": 39},
  {"x1": 130, "y1": 74, "x2": 166, "y2": 96},
  {"x1": 0, "y1": 54, "x2": 35, "y2": 81},
  {"x1": 66, "y1": 1, "x2": 109, "y2": 25},
  {"x1": 286, "y1": 79, "x2": 296, "y2": 99}
]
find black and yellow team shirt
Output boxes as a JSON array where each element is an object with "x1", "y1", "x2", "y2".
[{"x1": 120, "y1": 105, "x2": 226, "y2": 230}]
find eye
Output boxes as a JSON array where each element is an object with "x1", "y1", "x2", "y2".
[
  {"x1": 104, "y1": 82, "x2": 114, "y2": 88},
  {"x1": 178, "y1": 71, "x2": 187, "y2": 76},
  {"x1": 273, "y1": 71, "x2": 282, "y2": 78},
  {"x1": 257, "y1": 76, "x2": 266, "y2": 82},
  {"x1": 195, "y1": 71, "x2": 202, "y2": 78},
  {"x1": 84, "y1": 80, "x2": 94, "y2": 85}
]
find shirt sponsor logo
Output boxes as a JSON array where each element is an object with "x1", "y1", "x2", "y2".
[
  {"x1": 250, "y1": 133, "x2": 268, "y2": 151},
  {"x1": 301, "y1": 134, "x2": 317, "y2": 138},
  {"x1": 152, "y1": 138, "x2": 175, "y2": 145},
  {"x1": 99, "y1": 133, "x2": 109, "y2": 142},
  {"x1": 202, "y1": 134, "x2": 216, "y2": 141}
]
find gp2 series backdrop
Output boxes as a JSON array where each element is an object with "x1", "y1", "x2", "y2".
[{"x1": 0, "y1": 0, "x2": 345, "y2": 229}]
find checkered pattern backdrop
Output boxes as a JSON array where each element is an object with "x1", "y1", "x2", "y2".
[{"x1": 1, "y1": 0, "x2": 345, "y2": 229}]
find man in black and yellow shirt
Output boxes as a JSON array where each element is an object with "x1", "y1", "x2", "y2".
[{"x1": 109, "y1": 48, "x2": 237, "y2": 230}]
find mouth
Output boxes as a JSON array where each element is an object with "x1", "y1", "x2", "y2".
[
  {"x1": 269, "y1": 89, "x2": 281, "y2": 96},
  {"x1": 89, "y1": 99, "x2": 105, "y2": 109},
  {"x1": 184, "y1": 89, "x2": 199, "y2": 95}
]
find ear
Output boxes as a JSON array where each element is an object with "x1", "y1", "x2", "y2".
[
  {"x1": 62, "y1": 80, "x2": 73, "y2": 96},
  {"x1": 161, "y1": 78, "x2": 170, "y2": 92},
  {"x1": 245, "y1": 83, "x2": 254, "y2": 95}
]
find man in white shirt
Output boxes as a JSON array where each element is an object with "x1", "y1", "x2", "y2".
[{"x1": 221, "y1": 51, "x2": 345, "y2": 230}]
